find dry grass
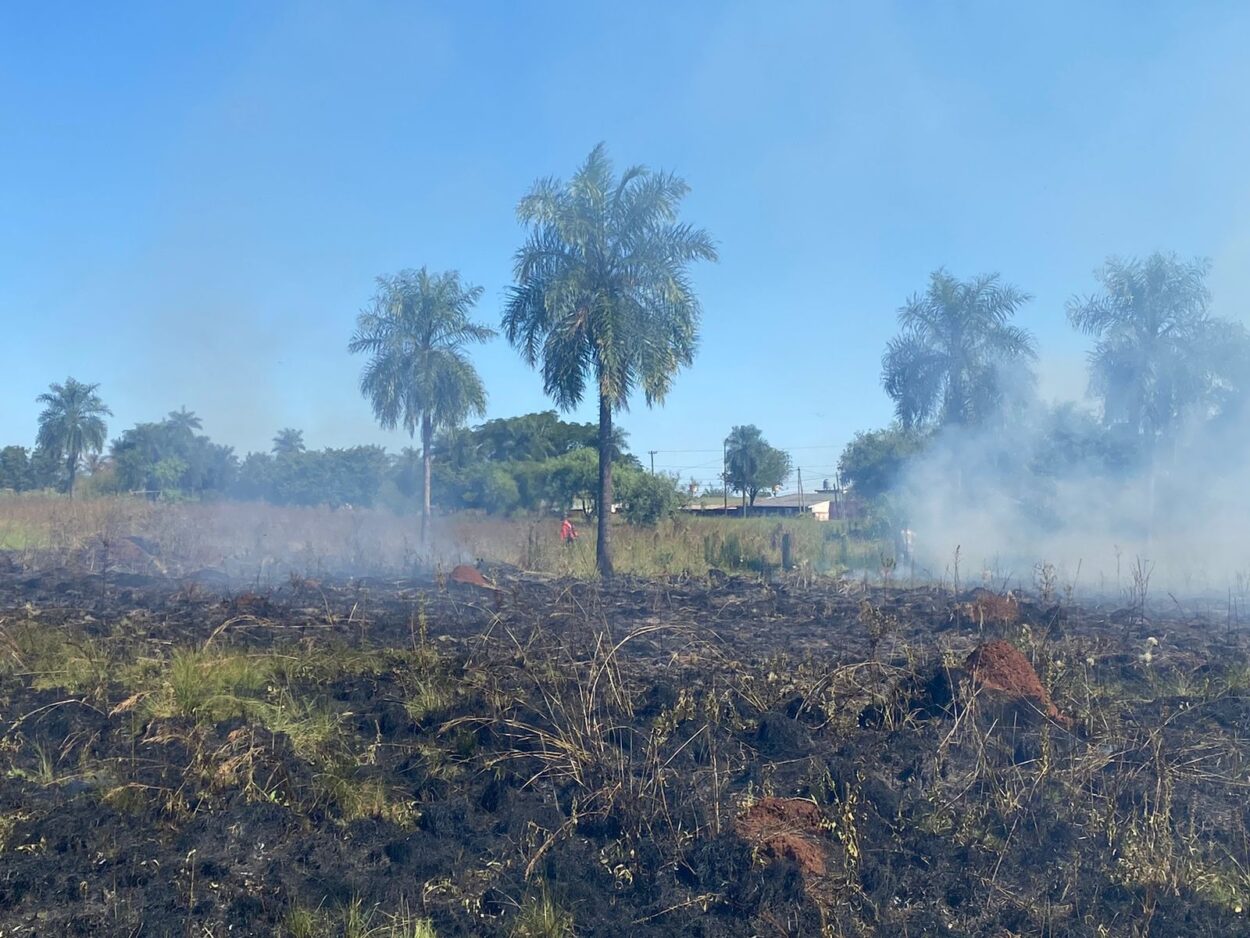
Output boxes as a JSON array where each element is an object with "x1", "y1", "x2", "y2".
[
  {"x1": 2, "y1": 563, "x2": 1250, "y2": 932},
  {"x1": 0, "y1": 492, "x2": 885, "y2": 579}
]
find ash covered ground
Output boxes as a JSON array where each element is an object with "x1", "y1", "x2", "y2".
[{"x1": 1, "y1": 553, "x2": 1248, "y2": 937}]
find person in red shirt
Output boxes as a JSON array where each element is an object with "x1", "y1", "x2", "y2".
[{"x1": 560, "y1": 515, "x2": 578, "y2": 546}]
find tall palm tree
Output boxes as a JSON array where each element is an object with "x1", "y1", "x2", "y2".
[
  {"x1": 272, "y1": 428, "x2": 306, "y2": 456},
  {"x1": 882, "y1": 270, "x2": 1036, "y2": 429},
  {"x1": 166, "y1": 406, "x2": 203, "y2": 437},
  {"x1": 503, "y1": 143, "x2": 717, "y2": 576},
  {"x1": 35, "y1": 377, "x2": 112, "y2": 497},
  {"x1": 1067, "y1": 253, "x2": 1225, "y2": 443},
  {"x1": 1067, "y1": 253, "x2": 1240, "y2": 546},
  {"x1": 350, "y1": 267, "x2": 495, "y2": 543}
]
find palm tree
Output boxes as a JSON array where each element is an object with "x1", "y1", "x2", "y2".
[
  {"x1": 350, "y1": 267, "x2": 495, "y2": 543},
  {"x1": 882, "y1": 270, "x2": 1036, "y2": 429},
  {"x1": 166, "y1": 406, "x2": 203, "y2": 437},
  {"x1": 503, "y1": 143, "x2": 717, "y2": 576},
  {"x1": 1067, "y1": 253, "x2": 1225, "y2": 443},
  {"x1": 1067, "y1": 253, "x2": 1239, "y2": 546},
  {"x1": 35, "y1": 377, "x2": 112, "y2": 497},
  {"x1": 83, "y1": 452, "x2": 110, "y2": 477},
  {"x1": 272, "y1": 428, "x2": 306, "y2": 456}
]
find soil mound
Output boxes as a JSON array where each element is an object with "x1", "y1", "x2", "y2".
[
  {"x1": 449, "y1": 564, "x2": 492, "y2": 588},
  {"x1": 964, "y1": 640, "x2": 1070, "y2": 726},
  {"x1": 734, "y1": 797, "x2": 827, "y2": 876},
  {"x1": 954, "y1": 589, "x2": 1020, "y2": 626}
]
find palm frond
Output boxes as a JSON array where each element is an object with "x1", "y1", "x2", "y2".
[
  {"x1": 503, "y1": 144, "x2": 714, "y2": 419},
  {"x1": 349, "y1": 267, "x2": 492, "y2": 439}
]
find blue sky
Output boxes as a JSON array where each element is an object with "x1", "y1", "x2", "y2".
[{"x1": 4, "y1": 1, "x2": 1250, "y2": 488}]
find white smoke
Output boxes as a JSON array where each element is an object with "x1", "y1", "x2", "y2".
[{"x1": 896, "y1": 391, "x2": 1250, "y2": 597}]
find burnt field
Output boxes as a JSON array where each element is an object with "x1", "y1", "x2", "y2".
[{"x1": 1, "y1": 555, "x2": 1249, "y2": 937}]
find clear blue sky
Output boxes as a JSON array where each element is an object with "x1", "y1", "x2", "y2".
[{"x1": 4, "y1": 2, "x2": 1249, "y2": 488}]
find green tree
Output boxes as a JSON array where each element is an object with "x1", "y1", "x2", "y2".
[
  {"x1": 393, "y1": 446, "x2": 422, "y2": 500},
  {"x1": 349, "y1": 267, "x2": 496, "y2": 543},
  {"x1": 837, "y1": 425, "x2": 926, "y2": 501},
  {"x1": 724, "y1": 425, "x2": 791, "y2": 511},
  {"x1": 111, "y1": 421, "x2": 235, "y2": 497},
  {"x1": 233, "y1": 452, "x2": 275, "y2": 501},
  {"x1": 503, "y1": 143, "x2": 717, "y2": 576},
  {"x1": 28, "y1": 447, "x2": 63, "y2": 490},
  {"x1": 1066, "y1": 253, "x2": 1243, "y2": 442},
  {"x1": 152, "y1": 456, "x2": 189, "y2": 498},
  {"x1": 616, "y1": 467, "x2": 685, "y2": 525},
  {"x1": 0, "y1": 446, "x2": 32, "y2": 491},
  {"x1": 272, "y1": 428, "x2": 306, "y2": 456},
  {"x1": 882, "y1": 270, "x2": 1036, "y2": 429},
  {"x1": 543, "y1": 447, "x2": 601, "y2": 515},
  {"x1": 35, "y1": 377, "x2": 112, "y2": 497},
  {"x1": 460, "y1": 464, "x2": 522, "y2": 515},
  {"x1": 446, "y1": 410, "x2": 632, "y2": 466},
  {"x1": 231, "y1": 447, "x2": 388, "y2": 508}
]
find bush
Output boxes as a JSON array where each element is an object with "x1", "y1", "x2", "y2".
[{"x1": 616, "y1": 470, "x2": 684, "y2": 525}]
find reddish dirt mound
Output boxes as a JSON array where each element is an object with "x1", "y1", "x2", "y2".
[
  {"x1": 735, "y1": 797, "x2": 827, "y2": 876},
  {"x1": 965, "y1": 640, "x2": 1070, "y2": 726},
  {"x1": 954, "y1": 589, "x2": 1020, "y2": 626},
  {"x1": 449, "y1": 564, "x2": 493, "y2": 588}
]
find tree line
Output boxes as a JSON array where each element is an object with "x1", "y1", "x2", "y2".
[
  {"x1": 11, "y1": 381, "x2": 790, "y2": 529},
  {"x1": 9, "y1": 401, "x2": 692, "y2": 523},
  {"x1": 17, "y1": 140, "x2": 1244, "y2": 579},
  {"x1": 838, "y1": 254, "x2": 1250, "y2": 531}
]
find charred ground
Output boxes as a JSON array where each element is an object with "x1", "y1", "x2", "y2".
[{"x1": 1, "y1": 555, "x2": 1249, "y2": 937}]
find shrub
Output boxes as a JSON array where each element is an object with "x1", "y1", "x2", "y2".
[{"x1": 616, "y1": 469, "x2": 684, "y2": 525}]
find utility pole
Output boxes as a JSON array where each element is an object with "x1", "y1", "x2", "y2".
[
  {"x1": 722, "y1": 441, "x2": 728, "y2": 514},
  {"x1": 797, "y1": 467, "x2": 803, "y2": 512},
  {"x1": 648, "y1": 450, "x2": 657, "y2": 474}
]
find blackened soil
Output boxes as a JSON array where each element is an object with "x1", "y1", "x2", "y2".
[{"x1": 1, "y1": 559, "x2": 1248, "y2": 936}]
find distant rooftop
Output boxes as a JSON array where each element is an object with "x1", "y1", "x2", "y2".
[{"x1": 749, "y1": 491, "x2": 837, "y2": 508}]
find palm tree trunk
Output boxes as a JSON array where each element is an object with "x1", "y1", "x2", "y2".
[
  {"x1": 421, "y1": 413, "x2": 432, "y2": 546},
  {"x1": 597, "y1": 392, "x2": 615, "y2": 578},
  {"x1": 67, "y1": 452, "x2": 77, "y2": 500},
  {"x1": 1145, "y1": 429, "x2": 1157, "y2": 554}
]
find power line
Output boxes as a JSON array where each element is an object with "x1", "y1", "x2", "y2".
[{"x1": 646, "y1": 442, "x2": 844, "y2": 455}]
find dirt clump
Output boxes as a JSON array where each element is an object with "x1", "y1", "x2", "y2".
[
  {"x1": 954, "y1": 588, "x2": 1020, "y2": 627},
  {"x1": 964, "y1": 639, "x2": 1070, "y2": 726},
  {"x1": 734, "y1": 797, "x2": 828, "y2": 877},
  {"x1": 448, "y1": 563, "x2": 493, "y2": 588}
]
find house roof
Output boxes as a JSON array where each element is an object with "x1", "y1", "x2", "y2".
[
  {"x1": 750, "y1": 492, "x2": 833, "y2": 509},
  {"x1": 681, "y1": 490, "x2": 841, "y2": 512}
]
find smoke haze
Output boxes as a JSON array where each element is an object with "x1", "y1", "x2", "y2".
[{"x1": 899, "y1": 385, "x2": 1250, "y2": 596}]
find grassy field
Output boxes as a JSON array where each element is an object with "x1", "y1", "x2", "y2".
[{"x1": 0, "y1": 492, "x2": 889, "y2": 580}]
